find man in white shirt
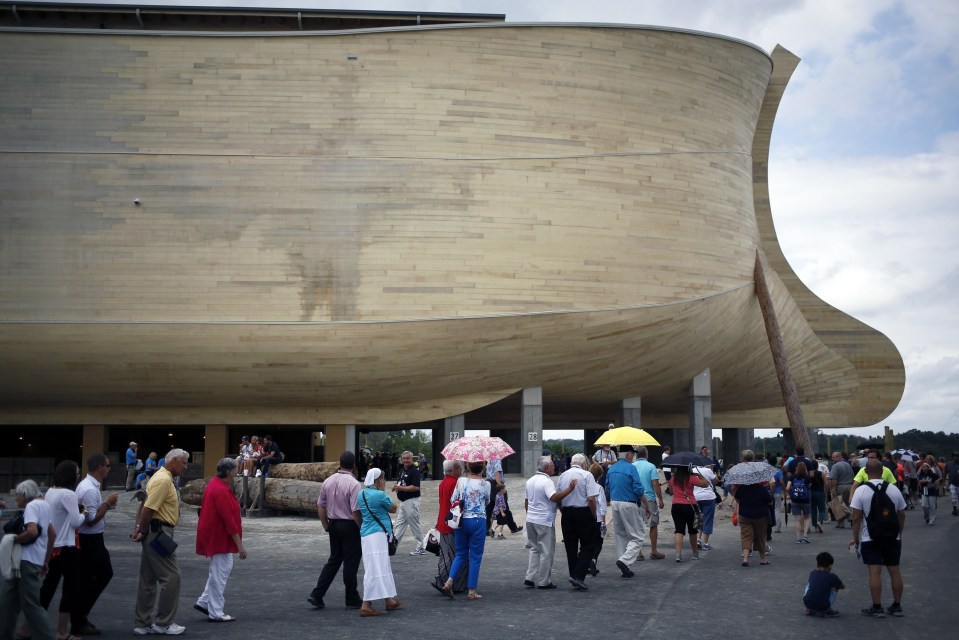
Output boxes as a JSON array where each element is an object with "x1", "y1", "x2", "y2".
[
  {"x1": 850, "y1": 459, "x2": 907, "y2": 618},
  {"x1": 524, "y1": 456, "x2": 577, "y2": 589},
  {"x1": 557, "y1": 454, "x2": 599, "y2": 590},
  {"x1": 74, "y1": 453, "x2": 120, "y2": 635}
]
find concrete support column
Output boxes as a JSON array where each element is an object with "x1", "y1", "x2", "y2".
[
  {"x1": 721, "y1": 428, "x2": 754, "y2": 466},
  {"x1": 204, "y1": 425, "x2": 229, "y2": 478},
  {"x1": 324, "y1": 425, "x2": 356, "y2": 462},
  {"x1": 436, "y1": 415, "x2": 465, "y2": 474},
  {"x1": 689, "y1": 369, "x2": 712, "y2": 451},
  {"x1": 82, "y1": 425, "x2": 107, "y2": 462},
  {"x1": 621, "y1": 396, "x2": 642, "y2": 428},
  {"x1": 520, "y1": 387, "x2": 543, "y2": 478}
]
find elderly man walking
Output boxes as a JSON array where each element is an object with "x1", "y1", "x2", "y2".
[
  {"x1": 557, "y1": 454, "x2": 599, "y2": 591},
  {"x1": 74, "y1": 452, "x2": 120, "y2": 635},
  {"x1": 194, "y1": 457, "x2": 247, "y2": 622},
  {"x1": 130, "y1": 449, "x2": 190, "y2": 636},
  {"x1": 606, "y1": 447, "x2": 649, "y2": 578},
  {"x1": 308, "y1": 451, "x2": 363, "y2": 610},
  {"x1": 392, "y1": 451, "x2": 426, "y2": 556},
  {"x1": 524, "y1": 456, "x2": 577, "y2": 589}
]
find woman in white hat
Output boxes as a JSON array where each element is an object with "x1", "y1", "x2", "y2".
[{"x1": 357, "y1": 468, "x2": 403, "y2": 617}]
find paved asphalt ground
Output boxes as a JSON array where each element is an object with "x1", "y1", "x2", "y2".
[{"x1": 18, "y1": 478, "x2": 957, "y2": 639}]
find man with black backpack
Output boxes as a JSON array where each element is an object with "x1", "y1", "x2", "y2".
[{"x1": 850, "y1": 459, "x2": 907, "y2": 618}]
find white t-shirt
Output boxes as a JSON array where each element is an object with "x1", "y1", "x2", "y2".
[
  {"x1": 850, "y1": 479, "x2": 906, "y2": 543},
  {"x1": 692, "y1": 467, "x2": 717, "y2": 502},
  {"x1": 21, "y1": 498, "x2": 53, "y2": 566},
  {"x1": 595, "y1": 490, "x2": 608, "y2": 522},
  {"x1": 525, "y1": 472, "x2": 558, "y2": 526},
  {"x1": 557, "y1": 466, "x2": 599, "y2": 508},
  {"x1": 76, "y1": 475, "x2": 106, "y2": 535},
  {"x1": 45, "y1": 486, "x2": 86, "y2": 548}
]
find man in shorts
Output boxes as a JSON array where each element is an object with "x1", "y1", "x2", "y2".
[
  {"x1": 850, "y1": 459, "x2": 907, "y2": 618},
  {"x1": 632, "y1": 446, "x2": 666, "y2": 558}
]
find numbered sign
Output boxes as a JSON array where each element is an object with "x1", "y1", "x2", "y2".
[
  {"x1": 527, "y1": 432, "x2": 539, "y2": 442},
  {"x1": 449, "y1": 432, "x2": 460, "y2": 441}
]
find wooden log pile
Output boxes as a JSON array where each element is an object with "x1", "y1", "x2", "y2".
[{"x1": 181, "y1": 476, "x2": 322, "y2": 513}]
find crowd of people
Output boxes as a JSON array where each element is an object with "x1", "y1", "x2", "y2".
[{"x1": 2, "y1": 443, "x2": 957, "y2": 636}]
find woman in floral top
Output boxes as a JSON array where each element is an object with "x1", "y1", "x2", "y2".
[{"x1": 440, "y1": 461, "x2": 491, "y2": 601}]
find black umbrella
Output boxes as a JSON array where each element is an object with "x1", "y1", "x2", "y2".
[{"x1": 661, "y1": 451, "x2": 713, "y2": 468}]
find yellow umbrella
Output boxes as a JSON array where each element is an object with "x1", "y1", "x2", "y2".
[{"x1": 594, "y1": 426, "x2": 660, "y2": 447}]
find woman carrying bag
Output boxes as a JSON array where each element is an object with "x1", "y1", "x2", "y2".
[{"x1": 357, "y1": 468, "x2": 403, "y2": 617}]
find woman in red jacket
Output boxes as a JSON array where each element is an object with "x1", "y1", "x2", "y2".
[{"x1": 194, "y1": 458, "x2": 247, "y2": 622}]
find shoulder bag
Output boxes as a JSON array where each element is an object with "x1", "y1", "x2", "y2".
[
  {"x1": 445, "y1": 478, "x2": 466, "y2": 530},
  {"x1": 362, "y1": 489, "x2": 397, "y2": 556}
]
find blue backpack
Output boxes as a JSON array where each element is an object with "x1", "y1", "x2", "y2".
[{"x1": 790, "y1": 477, "x2": 810, "y2": 502}]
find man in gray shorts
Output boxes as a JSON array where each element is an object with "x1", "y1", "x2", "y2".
[{"x1": 829, "y1": 452, "x2": 854, "y2": 528}]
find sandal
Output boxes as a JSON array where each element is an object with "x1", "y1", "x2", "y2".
[
  {"x1": 440, "y1": 583, "x2": 455, "y2": 599},
  {"x1": 741, "y1": 561, "x2": 749, "y2": 567},
  {"x1": 466, "y1": 593, "x2": 484, "y2": 600}
]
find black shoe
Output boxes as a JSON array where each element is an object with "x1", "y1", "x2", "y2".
[
  {"x1": 616, "y1": 560, "x2": 634, "y2": 578},
  {"x1": 568, "y1": 577, "x2": 589, "y2": 591},
  {"x1": 345, "y1": 602, "x2": 363, "y2": 610},
  {"x1": 537, "y1": 583, "x2": 557, "y2": 589},
  {"x1": 72, "y1": 624, "x2": 101, "y2": 635},
  {"x1": 512, "y1": 526, "x2": 524, "y2": 533},
  {"x1": 307, "y1": 596, "x2": 325, "y2": 609},
  {"x1": 861, "y1": 606, "x2": 886, "y2": 618},
  {"x1": 193, "y1": 604, "x2": 209, "y2": 616},
  {"x1": 523, "y1": 580, "x2": 535, "y2": 588},
  {"x1": 587, "y1": 564, "x2": 599, "y2": 577}
]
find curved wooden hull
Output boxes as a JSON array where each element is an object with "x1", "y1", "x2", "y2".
[{"x1": 0, "y1": 25, "x2": 904, "y2": 427}]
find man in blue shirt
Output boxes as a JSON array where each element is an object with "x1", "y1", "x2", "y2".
[
  {"x1": 125, "y1": 441, "x2": 139, "y2": 491},
  {"x1": 606, "y1": 447, "x2": 649, "y2": 577},
  {"x1": 632, "y1": 446, "x2": 666, "y2": 559}
]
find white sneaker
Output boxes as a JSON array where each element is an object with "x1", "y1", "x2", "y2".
[
  {"x1": 409, "y1": 548, "x2": 426, "y2": 556},
  {"x1": 255, "y1": 470, "x2": 262, "y2": 477},
  {"x1": 133, "y1": 627, "x2": 153, "y2": 635},
  {"x1": 151, "y1": 623, "x2": 186, "y2": 635}
]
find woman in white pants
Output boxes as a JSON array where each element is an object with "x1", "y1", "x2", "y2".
[{"x1": 195, "y1": 458, "x2": 247, "y2": 622}]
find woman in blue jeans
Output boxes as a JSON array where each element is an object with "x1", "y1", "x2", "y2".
[{"x1": 441, "y1": 461, "x2": 490, "y2": 600}]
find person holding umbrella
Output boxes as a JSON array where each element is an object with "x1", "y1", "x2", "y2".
[
  {"x1": 724, "y1": 454, "x2": 776, "y2": 566},
  {"x1": 439, "y1": 461, "x2": 490, "y2": 600},
  {"x1": 668, "y1": 465, "x2": 709, "y2": 562}
]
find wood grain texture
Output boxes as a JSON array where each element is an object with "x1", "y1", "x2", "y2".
[{"x1": 0, "y1": 26, "x2": 903, "y2": 428}]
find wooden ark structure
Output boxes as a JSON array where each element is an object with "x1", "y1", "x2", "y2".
[{"x1": 0, "y1": 4, "x2": 904, "y2": 476}]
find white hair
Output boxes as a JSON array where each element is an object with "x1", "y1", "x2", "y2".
[
  {"x1": 536, "y1": 456, "x2": 553, "y2": 472},
  {"x1": 443, "y1": 459, "x2": 461, "y2": 475},
  {"x1": 571, "y1": 453, "x2": 588, "y2": 468},
  {"x1": 15, "y1": 479, "x2": 42, "y2": 500},
  {"x1": 165, "y1": 448, "x2": 189, "y2": 465}
]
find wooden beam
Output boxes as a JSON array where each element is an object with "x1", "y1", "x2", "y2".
[{"x1": 754, "y1": 252, "x2": 811, "y2": 453}]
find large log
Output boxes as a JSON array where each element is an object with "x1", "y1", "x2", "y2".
[
  {"x1": 266, "y1": 462, "x2": 339, "y2": 483},
  {"x1": 180, "y1": 477, "x2": 322, "y2": 513}
]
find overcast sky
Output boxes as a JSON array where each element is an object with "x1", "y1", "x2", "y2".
[{"x1": 41, "y1": 1, "x2": 959, "y2": 437}]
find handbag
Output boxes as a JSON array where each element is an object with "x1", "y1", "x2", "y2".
[
  {"x1": 679, "y1": 483, "x2": 704, "y2": 531},
  {"x1": 362, "y1": 489, "x2": 397, "y2": 556},
  {"x1": 425, "y1": 528, "x2": 441, "y2": 556},
  {"x1": 828, "y1": 494, "x2": 850, "y2": 519},
  {"x1": 149, "y1": 529, "x2": 178, "y2": 558},
  {"x1": 445, "y1": 478, "x2": 465, "y2": 530}
]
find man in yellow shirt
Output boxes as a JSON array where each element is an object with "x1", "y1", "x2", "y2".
[
  {"x1": 130, "y1": 449, "x2": 190, "y2": 636},
  {"x1": 849, "y1": 450, "x2": 897, "y2": 497}
]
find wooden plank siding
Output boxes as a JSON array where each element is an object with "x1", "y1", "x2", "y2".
[{"x1": 0, "y1": 25, "x2": 903, "y2": 428}]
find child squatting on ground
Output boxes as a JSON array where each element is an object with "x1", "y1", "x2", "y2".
[{"x1": 803, "y1": 551, "x2": 845, "y2": 617}]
